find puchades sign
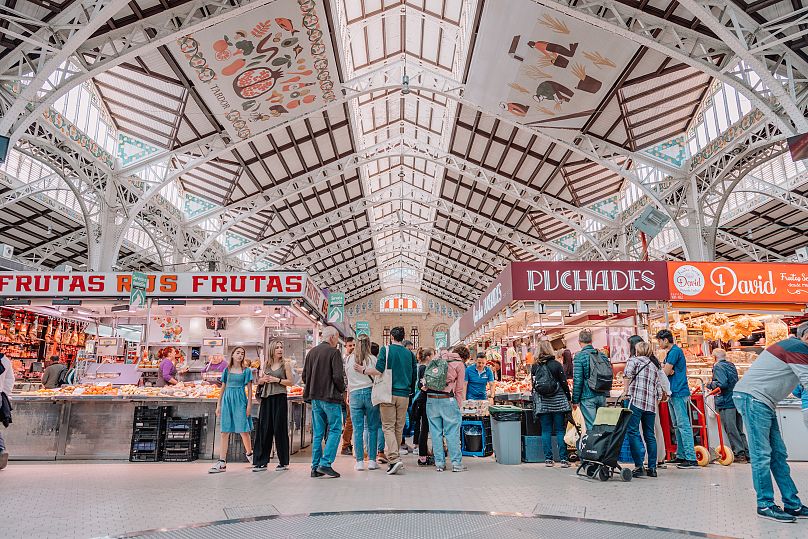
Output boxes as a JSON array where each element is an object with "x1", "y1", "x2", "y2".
[
  {"x1": 668, "y1": 262, "x2": 808, "y2": 302},
  {"x1": 169, "y1": 0, "x2": 339, "y2": 141},
  {"x1": 458, "y1": 261, "x2": 670, "y2": 338},
  {"x1": 511, "y1": 262, "x2": 670, "y2": 301}
]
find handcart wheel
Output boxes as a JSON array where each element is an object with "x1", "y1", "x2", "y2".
[
  {"x1": 716, "y1": 445, "x2": 734, "y2": 466},
  {"x1": 694, "y1": 445, "x2": 710, "y2": 466},
  {"x1": 620, "y1": 468, "x2": 633, "y2": 482},
  {"x1": 597, "y1": 466, "x2": 610, "y2": 482},
  {"x1": 585, "y1": 463, "x2": 597, "y2": 478}
]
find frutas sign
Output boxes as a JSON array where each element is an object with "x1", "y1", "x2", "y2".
[
  {"x1": 668, "y1": 262, "x2": 808, "y2": 302},
  {"x1": 0, "y1": 272, "x2": 311, "y2": 298}
]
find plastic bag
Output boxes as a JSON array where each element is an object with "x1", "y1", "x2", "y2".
[
  {"x1": 564, "y1": 424, "x2": 580, "y2": 447},
  {"x1": 571, "y1": 406, "x2": 586, "y2": 437}
]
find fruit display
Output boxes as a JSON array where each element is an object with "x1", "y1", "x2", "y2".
[
  {"x1": 287, "y1": 385, "x2": 303, "y2": 397},
  {"x1": 494, "y1": 379, "x2": 532, "y2": 395}
]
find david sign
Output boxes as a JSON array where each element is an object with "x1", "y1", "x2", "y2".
[{"x1": 668, "y1": 262, "x2": 808, "y2": 302}]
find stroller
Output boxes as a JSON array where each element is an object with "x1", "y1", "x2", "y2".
[{"x1": 575, "y1": 406, "x2": 634, "y2": 482}]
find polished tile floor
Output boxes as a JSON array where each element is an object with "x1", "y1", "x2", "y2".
[{"x1": 1, "y1": 451, "x2": 806, "y2": 539}]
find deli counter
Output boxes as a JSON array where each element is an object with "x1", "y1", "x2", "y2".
[{"x1": 8, "y1": 392, "x2": 311, "y2": 461}]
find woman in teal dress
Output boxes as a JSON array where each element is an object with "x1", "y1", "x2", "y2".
[{"x1": 209, "y1": 347, "x2": 254, "y2": 473}]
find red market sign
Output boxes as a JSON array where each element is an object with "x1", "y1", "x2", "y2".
[
  {"x1": 511, "y1": 261, "x2": 670, "y2": 301},
  {"x1": 459, "y1": 261, "x2": 670, "y2": 338},
  {"x1": 667, "y1": 262, "x2": 808, "y2": 302},
  {"x1": 0, "y1": 272, "x2": 311, "y2": 298}
]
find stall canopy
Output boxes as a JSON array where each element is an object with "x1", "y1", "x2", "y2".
[
  {"x1": 0, "y1": 272, "x2": 329, "y2": 319},
  {"x1": 459, "y1": 261, "x2": 808, "y2": 340}
]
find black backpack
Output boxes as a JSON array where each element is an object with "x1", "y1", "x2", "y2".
[
  {"x1": 533, "y1": 362, "x2": 559, "y2": 397},
  {"x1": 57, "y1": 366, "x2": 69, "y2": 386},
  {"x1": 587, "y1": 350, "x2": 614, "y2": 393}
]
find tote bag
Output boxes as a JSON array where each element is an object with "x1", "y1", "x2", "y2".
[{"x1": 371, "y1": 346, "x2": 393, "y2": 406}]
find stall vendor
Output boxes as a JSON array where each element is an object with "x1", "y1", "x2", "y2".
[
  {"x1": 465, "y1": 353, "x2": 496, "y2": 400},
  {"x1": 202, "y1": 354, "x2": 227, "y2": 385},
  {"x1": 157, "y1": 347, "x2": 180, "y2": 386}
]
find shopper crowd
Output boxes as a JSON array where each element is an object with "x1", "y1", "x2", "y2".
[{"x1": 3, "y1": 316, "x2": 788, "y2": 526}]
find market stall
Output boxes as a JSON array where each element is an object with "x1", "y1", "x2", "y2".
[
  {"x1": 0, "y1": 271, "x2": 329, "y2": 461},
  {"x1": 455, "y1": 261, "x2": 671, "y2": 463},
  {"x1": 664, "y1": 261, "x2": 808, "y2": 461}
]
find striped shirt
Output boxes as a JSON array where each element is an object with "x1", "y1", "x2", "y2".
[{"x1": 624, "y1": 355, "x2": 662, "y2": 412}]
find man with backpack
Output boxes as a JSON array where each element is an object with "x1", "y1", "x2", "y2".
[
  {"x1": 572, "y1": 329, "x2": 612, "y2": 432},
  {"x1": 424, "y1": 346, "x2": 467, "y2": 472}
]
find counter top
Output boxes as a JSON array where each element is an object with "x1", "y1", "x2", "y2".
[{"x1": 10, "y1": 394, "x2": 308, "y2": 403}]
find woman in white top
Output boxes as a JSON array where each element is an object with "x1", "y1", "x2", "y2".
[{"x1": 344, "y1": 334, "x2": 380, "y2": 471}]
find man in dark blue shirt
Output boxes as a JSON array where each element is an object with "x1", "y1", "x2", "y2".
[{"x1": 657, "y1": 330, "x2": 698, "y2": 469}]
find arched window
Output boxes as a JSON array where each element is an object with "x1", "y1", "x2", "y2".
[{"x1": 379, "y1": 294, "x2": 423, "y2": 313}]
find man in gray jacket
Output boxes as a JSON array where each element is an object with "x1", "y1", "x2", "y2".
[{"x1": 734, "y1": 322, "x2": 808, "y2": 523}]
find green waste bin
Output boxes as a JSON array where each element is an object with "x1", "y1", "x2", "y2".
[{"x1": 489, "y1": 405, "x2": 524, "y2": 465}]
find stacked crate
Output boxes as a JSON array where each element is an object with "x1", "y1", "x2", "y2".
[
  {"x1": 162, "y1": 417, "x2": 203, "y2": 462},
  {"x1": 130, "y1": 406, "x2": 170, "y2": 462}
]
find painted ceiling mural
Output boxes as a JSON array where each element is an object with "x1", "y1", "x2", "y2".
[
  {"x1": 169, "y1": 0, "x2": 340, "y2": 142},
  {"x1": 465, "y1": 0, "x2": 638, "y2": 134}
]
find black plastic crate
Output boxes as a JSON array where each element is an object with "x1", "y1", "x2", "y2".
[
  {"x1": 129, "y1": 453, "x2": 160, "y2": 462},
  {"x1": 134, "y1": 405, "x2": 171, "y2": 421},
  {"x1": 166, "y1": 417, "x2": 202, "y2": 431},
  {"x1": 226, "y1": 417, "x2": 258, "y2": 462},
  {"x1": 162, "y1": 455, "x2": 198, "y2": 462},
  {"x1": 165, "y1": 430, "x2": 198, "y2": 440}
]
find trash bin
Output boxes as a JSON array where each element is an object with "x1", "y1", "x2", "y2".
[
  {"x1": 490, "y1": 405, "x2": 524, "y2": 465},
  {"x1": 463, "y1": 424, "x2": 483, "y2": 453}
]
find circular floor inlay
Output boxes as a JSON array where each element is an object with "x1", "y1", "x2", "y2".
[{"x1": 118, "y1": 510, "x2": 734, "y2": 539}]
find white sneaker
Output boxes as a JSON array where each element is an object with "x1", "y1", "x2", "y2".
[
  {"x1": 245, "y1": 452, "x2": 253, "y2": 465},
  {"x1": 208, "y1": 460, "x2": 226, "y2": 473},
  {"x1": 368, "y1": 460, "x2": 379, "y2": 470},
  {"x1": 412, "y1": 447, "x2": 420, "y2": 456},
  {"x1": 400, "y1": 446, "x2": 409, "y2": 455},
  {"x1": 355, "y1": 461, "x2": 365, "y2": 471}
]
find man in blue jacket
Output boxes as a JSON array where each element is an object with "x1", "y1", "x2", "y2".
[
  {"x1": 707, "y1": 348, "x2": 749, "y2": 463},
  {"x1": 572, "y1": 329, "x2": 607, "y2": 432}
]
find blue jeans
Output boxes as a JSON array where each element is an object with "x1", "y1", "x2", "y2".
[
  {"x1": 667, "y1": 396, "x2": 697, "y2": 461},
  {"x1": 539, "y1": 412, "x2": 568, "y2": 462},
  {"x1": 349, "y1": 387, "x2": 380, "y2": 462},
  {"x1": 626, "y1": 404, "x2": 657, "y2": 469},
  {"x1": 579, "y1": 394, "x2": 606, "y2": 432},
  {"x1": 734, "y1": 393, "x2": 802, "y2": 510},
  {"x1": 403, "y1": 401, "x2": 414, "y2": 439},
  {"x1": 378, "y1": 426, "x2": 385, "y2": 452},
  {"x1": 426, "y1": 397, "x2": 462, "y2": 468},
  {"x1": 311, "y1": 399, "x2": 343, "y2": 469}
]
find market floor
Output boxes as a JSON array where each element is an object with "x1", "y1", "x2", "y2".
[{"x1": 1, "y1": 453, "x2": 807, "y2": 539}]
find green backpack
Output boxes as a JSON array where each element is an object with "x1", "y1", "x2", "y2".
[{"x1": 424, "y1": 358, "x2": 460, "y2": 392}]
